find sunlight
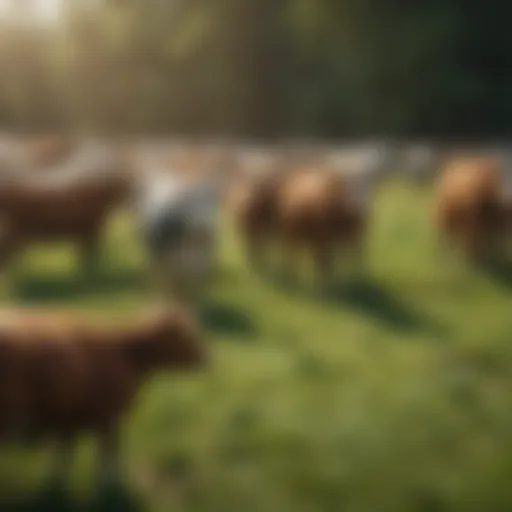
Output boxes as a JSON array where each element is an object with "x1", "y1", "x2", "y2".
[{"x1": 0, "y1": 0, "x2": 61, "y2": 24}]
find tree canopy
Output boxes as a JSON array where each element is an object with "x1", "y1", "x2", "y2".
[{"x1": 0, "y1": 0, "x2": 509, "y2": 138}]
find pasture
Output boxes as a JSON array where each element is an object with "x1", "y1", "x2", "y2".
[{"x1": 1, "y1": 180, "x2": 512, "y2": 512}]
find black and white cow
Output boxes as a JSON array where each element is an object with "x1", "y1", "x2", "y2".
[{"x1": 134, "y1": 146, "x2": 233, "y2": 304}]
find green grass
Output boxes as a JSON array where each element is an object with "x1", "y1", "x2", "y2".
[{"x1": 2, "y1": 181, "x2": 512, "y2": 511}]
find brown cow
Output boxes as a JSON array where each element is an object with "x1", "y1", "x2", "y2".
[
  {"x1": 0, "y1": 148, "x2": 133, "y2": 272},
  {"x1": 435, "y1": 154, "x2": 512, "y2": 263},
  {"x1": 0, "y1": 305, "x2": 206, "y2": 487},
  {"x1": 230, "y1": 153, "x2": 299, "y2": 271},
  {"x1": 232, "y1": 144, "x2": 394, "y2": 282},
  {"x1": 276, "y1": 167, "x2": 369, "y2": 286},
  {"x1": 228, "y1": 147, "x2": 325, "y2": 269}
]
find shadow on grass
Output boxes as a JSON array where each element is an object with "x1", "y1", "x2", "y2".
[
  {"x1": 86, "y1": 481, "x2": 147, "y2": 512},
  {"x1": 478, "y1": 259, "x2": 512, "y2": 288},
  {"x1": 12, "y1": 267, "x2": 146, "y2": 304},
  {"x1": 0, "y1": 480, "x2": 147, "y2": 512},
  {"x1": 325, "y1": 278, "x2": 446, "y2": 336},
  {"x1": 199, "y1": 300, "x2": 257, "y2": 340},
  {"x1": 0, "y1": 485, "x2": 73, "y2": 512}
]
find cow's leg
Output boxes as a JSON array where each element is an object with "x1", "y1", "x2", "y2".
[
  {"x1": 0, "y1": 377, "x2": 29, "y2": 442},
  {"x1": 436, "y1": 209, "x2": 465, "y2": 266},
  {"x1": 0, "y1": 227, "x2": 21, "y2": 271}
]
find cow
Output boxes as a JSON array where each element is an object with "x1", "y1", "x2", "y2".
[
  {"x1": 0, "y1": 142, "x2": 133, "y2": 273},
  {"x1": 232, "y1": 143, "x2": 396, "y2": 286},
  {"x1": 228, "y1": 146, "x2": 324, "y2": 271},
  {"x1": 134, "y1": 147, "x2": 235, "y2": 306},
  {"x1": 434, "y1": 153, "x2": 512, "y2": 263},
  {"x1": 275, "y1": 166, "x2": 370, "y2": 286},
  {"x1": 0, "y1": 305, "x2": 207, "y2": 488}
]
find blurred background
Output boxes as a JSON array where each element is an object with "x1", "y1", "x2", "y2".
[{"x1": 0, "y1": 0, "x2": 509, "y2": 139}]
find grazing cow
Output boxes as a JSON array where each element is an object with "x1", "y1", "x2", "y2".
[
  {"x1": 233, "y1": 143, "x2": 395, "y2": 283},
  {"x1": 435, "y1": 154, "x2": 512, "y2": 262},
  {"x1": 0, "y1": 305, "x2": 206, "y2": 487},
  {"x1": 135, "y1": 149, "x2": 233, "y2": 305},
  {"x1": 231, "y1": 158, "x2": 293, "y2": 270},
  {"x1": 229, "y1": 146, "x2": 325, "y2": 270},
  {"x1": 0, "y1": 143, "x2": 133, "y2": 272},
  {"x1": 276, "y1": 166, "x2": 371, "y2": 285}
]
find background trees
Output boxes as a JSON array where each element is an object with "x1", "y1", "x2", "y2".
[{"x1": 0, "y1": 0, "x2": 509, "y2": 138}]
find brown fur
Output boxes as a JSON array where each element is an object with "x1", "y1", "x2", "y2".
[
  {"x1": 435, "y1": 155, "x2": 510, "y2": 261},
  {"x1": 231, "y1": 160, "x2": 370, "y2": 284},
  {"x1": 0, "y1": 170, "x2": 131, "y2": 270},
  {"x1": 276, "y1": 168, "x2": 367, "y2": 283},
  {"x1": 0, "y1": 306, "x2": 206, "y2": 482},
  {"x1": 228, "y1": 149, "x2": 317, "y2": 267},
  {"x1": 233, "y1": 168, "x2": 291, "y2": 269}
]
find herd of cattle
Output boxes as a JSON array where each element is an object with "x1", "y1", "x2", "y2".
[{"x1": 0, "y1": 132, "x2": 511, "y2": 490}]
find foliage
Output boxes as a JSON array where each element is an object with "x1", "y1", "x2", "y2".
[{"x1": 0, "y1": 1, "x2": 509, "y2": 135}]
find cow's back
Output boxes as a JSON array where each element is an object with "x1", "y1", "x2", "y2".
[
  {"x1": 0, "y1": 314, "x2": 138, "y2": 440},
  {"x1": 0, "y1": 175, "x2": 128, "y2": 238}
]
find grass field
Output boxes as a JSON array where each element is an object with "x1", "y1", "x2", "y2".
[{"x1": 2, "y1": 181, "x2": 512, "y2": 511}]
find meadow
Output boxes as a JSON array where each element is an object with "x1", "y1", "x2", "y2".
[{"x1": 2, "y1": 181, "x2": 512, "y2": 511}]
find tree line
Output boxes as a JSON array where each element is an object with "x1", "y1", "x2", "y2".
[{"x1": 0, "y1": 0, "x2": 509, "y2": 138}]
